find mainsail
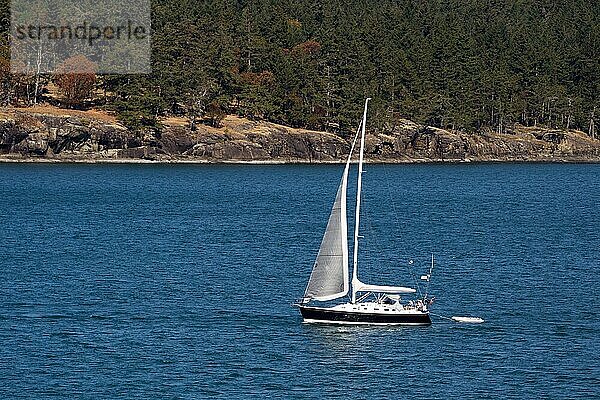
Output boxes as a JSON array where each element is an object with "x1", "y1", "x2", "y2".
[{"x1": 303, "y1": 130, "x2": 358, "y2": 302}]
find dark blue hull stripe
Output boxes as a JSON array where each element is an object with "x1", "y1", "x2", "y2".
[{"x1": 299, "y1": 306, "x2": 432, "y2": 325}]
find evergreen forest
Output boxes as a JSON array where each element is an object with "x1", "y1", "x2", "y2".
[{"x1": 1, "y1": 0, "x2": 598, "y2": 137}]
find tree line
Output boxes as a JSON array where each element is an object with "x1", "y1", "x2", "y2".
[{"x1": 0, "y1": 0, "x2": 598, "y2": 138}]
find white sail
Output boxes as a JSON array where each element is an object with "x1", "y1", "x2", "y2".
[
  {"x1": 303, "y1": 174, "x2": 349, "y2": 301},
  {"x1": 304, "y1": 130, "x2": 359, "y2": 302}
]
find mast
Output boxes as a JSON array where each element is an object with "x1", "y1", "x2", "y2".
[{"x1": 351, "y1": 98, "x2": 370, "y2": 303}]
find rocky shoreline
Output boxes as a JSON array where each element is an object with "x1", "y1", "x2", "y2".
[{"x1": 1, "y1": 107, "x2": 600, "y2": 163}]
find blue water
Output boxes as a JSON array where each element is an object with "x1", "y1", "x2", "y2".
[{"x1": 0, "y1": 163, "x2": 599, "y2": 399}]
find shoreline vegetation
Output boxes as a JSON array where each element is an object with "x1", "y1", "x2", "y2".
[
  {"x1": 1, "y1": 2, "x2": 599, "y2": 163},
  {"x1": 1, "y1": 105, "x2": 599, "y2": 164},
  {"x1": 4, "y1": 159, "x2": 600, "y2": 164}
]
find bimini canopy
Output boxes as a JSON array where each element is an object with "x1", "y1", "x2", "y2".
[{"x1": 353, "y1": 280, "x2": 415, "y2": 294}]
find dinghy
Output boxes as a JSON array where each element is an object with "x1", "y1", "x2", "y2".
[{"x1": 451, "y1": 316, "x2": 485, "y2": 324}]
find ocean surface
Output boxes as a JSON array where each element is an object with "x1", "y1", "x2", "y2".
[{"x1": 0, "y1": 162, "x2": 599, "y2": 399}]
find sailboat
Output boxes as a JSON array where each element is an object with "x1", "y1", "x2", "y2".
[{"x1": 296, "y1": 98, "x2": 432, "y2": 325}]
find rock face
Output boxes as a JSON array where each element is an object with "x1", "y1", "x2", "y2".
[
  {"x1": 1, "y1": 109, "x2": 599, "y2": 162},
  {"x1": 0, "y1": 111, "x2": 132, "y2": 159},
  {"x1": 366, "y1": 119, "x2": 600, "y2": 161}
]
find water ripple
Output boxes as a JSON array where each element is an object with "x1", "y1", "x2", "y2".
[{"x1": 0, "y1": 163, "x2": 599, "y2": 399}]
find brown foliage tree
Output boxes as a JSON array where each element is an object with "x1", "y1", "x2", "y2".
[
  {"x1": 54, "y1": 55, "x2": 97, "y2": 108},
  {"x1": 240, "y1": 71, "x2": 275, "y2": 87},
  {"x1": 205, "y1": 101, "x2": 226, "y2": 128},
  {"x1": 291, "y1": 40, "x2": 321, "y2": 57}
]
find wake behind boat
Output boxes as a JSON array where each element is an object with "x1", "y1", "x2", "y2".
[{"x1": 295, "y1": 98, "x2": 433, "y2": 326}]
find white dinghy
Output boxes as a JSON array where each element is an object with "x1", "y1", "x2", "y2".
[{"x1": 451, "y1": 316, "x2": 485, "y2": 324}]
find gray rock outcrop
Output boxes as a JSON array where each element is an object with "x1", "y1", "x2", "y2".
[{"x1": 1, "y1": 109, "x2": 599, "y2": 162}]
